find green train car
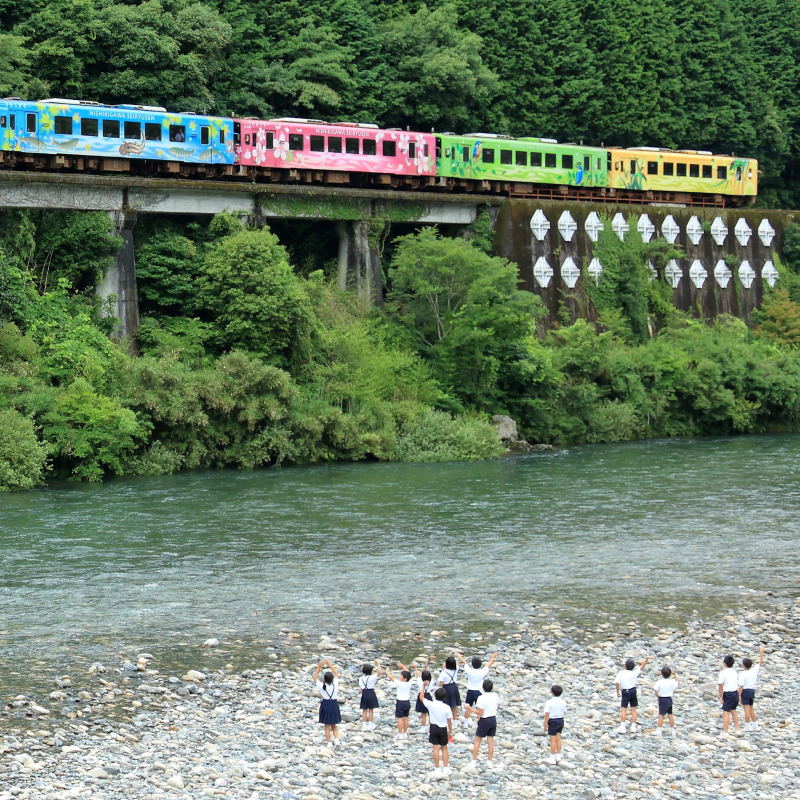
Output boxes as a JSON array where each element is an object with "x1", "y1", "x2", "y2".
[{"x1": 435, "y1": 133, "x2": 608, "y2": 188}]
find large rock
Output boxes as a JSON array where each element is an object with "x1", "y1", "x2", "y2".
[{"x1": 492, "y1": 415, "x2": 518, "y2": 442}]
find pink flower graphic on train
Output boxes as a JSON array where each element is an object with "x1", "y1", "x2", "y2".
[
  {"x1": 398, "y1": 133, "x2": 410, "y2": 155},
  {"x1": 253, "y1": 129, "x2": 268, "y2": 165},
  {"x1": 273, "y1": 133, "x2": 289, "y2": 161},
  {"x1": 413, "y1": 135, "x2": 429, "y2": 173}
]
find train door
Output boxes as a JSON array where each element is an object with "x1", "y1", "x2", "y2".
[{"x1": 24, "y1": 109, "x2": 38, "y2": 150}]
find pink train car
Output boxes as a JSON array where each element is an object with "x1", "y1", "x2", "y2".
[{"x1": 234, "y1": 118, "x2": 436, "y2": 178}]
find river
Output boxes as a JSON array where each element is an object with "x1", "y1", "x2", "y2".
[{"x1": 2, "y1": 435, "x2": 799, "y2": 709}]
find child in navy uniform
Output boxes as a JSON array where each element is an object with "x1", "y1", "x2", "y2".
[
  {"x1": 543, "y1": 685, "x2": 566, "y2": 765},
  {"x1": 359, "y1": 659, "x2": 381, "y2": 732},
  {"x1": 739, "y1": 644, "x2": 765, "y2": 732},
  {"x1": 719, "y1": 655, "x2": 740, "y2": 734},
  {"x1": 467, "y1": 678, "x2": 499, "y2": 767},
  {"x1": 414, "y1": 659, "x2": 432, "y2": 730},
  {"x1": 418, "y1": 681, "x2": 453, "y2": 778},
  {"x1": 457, "y1": 651, "x2": 497, "y2": 721},
  {"x1": 653, "y1": 666, "x2": 679, "y2": 736},
  {"x1": 313, "y1": 658, "x2": 341, "y2": 747},
  {"x1": 438, "y1": 655, "x2": 461, "y2": 740},
  {"x1": 386, "y1": 662, "x2": 416, "y2": 740},
  {"x1": 615, "y1": 655, "x2": 650, "y2": 734}
]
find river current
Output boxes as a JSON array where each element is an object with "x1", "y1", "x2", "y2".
[{"x1": 2, "y1": 435, "x2": 799, "y2": 703}]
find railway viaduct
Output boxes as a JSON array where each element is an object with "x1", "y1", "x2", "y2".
[{"x1": 0, "y1": 171, "x2": 794, "y2": 338}]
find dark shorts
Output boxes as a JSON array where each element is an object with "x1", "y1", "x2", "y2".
[
  {"x1": 319, "y1": 698, "x2": 341, "y2": 726},
  {"x1": 547, "y1": 718, "x2": 564, "y2": 736},
  {"x1": 429, "y1": 723, "x2": 449, "y2": 746},
  {"x1": 444, "y1": 682, "x2": 461, "y2": 709},
  {"x1": 476, "y1": 715, "x2": 497, "y2": 738},
  {"x1": 658, "y1": 696, "x2": 673, "y2": 716},
  {"x1": 415, "y1": 692, "x2": 432, "y2": 714},
  {"x1": 360, "y1": 688, "x2": 379, "y2": 710},
  {"x1": 465, "y1": 689, "x2": 482, "y2": 707},
  {"x1": 395, "y1": 699, "x2": 411, "y2": 718},
  {"x1": 722, "y1": 690, "x2": 739, "y2": 712},
  {"x1": 740, "y1": 688, "x2": 755, "y2": 706},
  {"x1": 620, "y1": 688, "x2": 638, "y2": 708}
]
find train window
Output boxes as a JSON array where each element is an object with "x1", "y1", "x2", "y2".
[
  {"x1": 9, "y1": 115, "x2": 15, "y2": 129},
  {"x1": 288, "y1": 133, "x2": 304, "y2": 150},
  {"x1": 545, "y1": 153, "x2": 556, "y2": 168},
  {"x1": 219, "y1": 130, "x2": 225, "y2": 144},
  {"x1": 647, "y1": 161, "x2": 658, "y2": 175},
  {"x1": 26, "y1": 113, "x2": 36, "y2": 132},
  {"x1": 409, "y1": 142, "x2": 416, "y2": 158},
  {"x1": 702, "y1": 164, "x2": 712, "y2": 179},
  {"x1": 265, "y1": 132, "x2": 274, "y2": 149},
  {"x1": 500, "y1": 150, "x2": 512, "y2": 165},
  {"x1": 81, "y1": 118, "x2": 98, "y2": 137},
  {"x1": 482, "y1": 148, "x2": 494, "y2": 164},
  {"x1": 169, "y1": 125, "x2": 186, "y2": 142},
  {"x1": 630, "y1": 159, "x2": 637, "y2": 173},
  {"x1": 103, "y1": 120, "x2": 120, "y2": 138},
  {"x1": 328, "y1": 136, "x2": 342, "y2": 153},
  {"x1": 516, "y1": 152, "x2": 527, "y2": 166},
  {"x1": 145, "y1": 123, "x2": 161, "y2": 141},
  {"x1": 736, "y1": 166, "x2": 742, "y2": 180},
  {"x1": 54, "y1": 116, "x2": 72, "y2": 135},
  {"x1": 614, "y1": 161, "x2": 619, "y2": 170},
  {"x1": 584, "y1": 156, "x2": 590, "y2": 171},
  {"x1": 436, "y1": 137, "x2": 442, "y2": 158},
  {"x1": 0, "y1": 116, "x2": 5, "y2": 128},
  {"x1": 424, "y1": 144, "x2": 429, "y2": 157},
  {"x1": 676, "y1": 163, "x2": 687, "y2": 177},
  {"x1": 244, "y1": 134, "x2": 251, "y2": 145},
  {"x1": 689, "y1": 163, "x2": 699, "y2": 178},
  {"x1": 463, "y1": 146, "x2": 470, "y2": 162},
  {"x1": 310, "y1": 135, "x2": 325, "y2": 152},
  {"x1": 663, "y1": 162, "x2": 674, "y2": 176},
  {"x1": 124, "y1": 121, "x2": 141, "y2": 139},
  {"x1": 363, "y1": 139, "x2": 377, "y2": 156},
  {"x1": 531, "y1": 152, "x2": 542, "y2": 167},
  {"x1": 718, "y1": 166, "x2": 727, "y2": 179},
  {"x1": 383, "y1": 140, "x2": 396, "y2": 157},
  {"x1": 345, "y1": 137, "x2": 359, "y2": 154},
  {"x1": 562, "y1": 154, "x2": 573, "y2": 169},
  {"x1": 597, "y1": 157, "x2": 602, "y2": 170},
  {"x1": 201, "y1": 126, "x2": 211, "y2": 145}
]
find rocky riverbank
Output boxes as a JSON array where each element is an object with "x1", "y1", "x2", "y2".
[{"x1": 1, "y1": 594, "x2": 798, "y2": 800}]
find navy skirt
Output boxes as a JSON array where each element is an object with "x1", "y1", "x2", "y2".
[
  {"x1": 360, "y1": 688, "x2": 379, "y2": 710},
  {"x1": 415, "y1": 691, "x2": 432, "y2": 714},
  {"x1": 444, "y1": 682, "x2": 461, "y2": 708},
  {"x1": 319, "y1": 698, "x2": 341, "y2": 725}
]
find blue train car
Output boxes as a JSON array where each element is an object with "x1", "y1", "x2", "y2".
[{"x1": 0, "y1": 98, "x2": 234, "y2": 171}]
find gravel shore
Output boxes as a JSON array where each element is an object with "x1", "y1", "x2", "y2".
[{"x1": 2, "y1": 594, "x2": 798, "y2": 800}]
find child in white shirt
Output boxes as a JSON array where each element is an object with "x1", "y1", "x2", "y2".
[
  {"x1": 719, "y1": 655, "x2": 740, "y2": 734},
  {"x1": 543, "y1": 685, "x2": 566, "y2": 764},
  {"x1": 467, "y1": 678, "x2": 499, "y2": 767},
  {"x1": 386, "y1": 662, "x2": 416, "y2": 739},
  {"x1": 653, "y1": 666, "x2": 679, "y2": 736},
  {"x1": 359, "y1": 659, "x2": 381, "y2": 732},
  {"x1": 457, "y1": 651, "x2": 497, "y2": 721},
  {"x1": 417, "y1": 673, "x2": 453, "y2": 778},
  {"x1": 739, "y1": 644, "x2": 765, "y2": 731},
  {"x1": 615, "y1": 655, "x2": 649, "y2": 734}
]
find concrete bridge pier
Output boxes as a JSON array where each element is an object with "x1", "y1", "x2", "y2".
[
  {"x1": 337, "y1": 220, "x2": 383, "y2": 306},
  {"x1": 97, "y1": 210, "x2": 140, "y2": 341}
]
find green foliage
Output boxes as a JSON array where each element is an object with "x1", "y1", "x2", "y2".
[
  {"x1": 0, "y1": 409, "x2": 47, "y2": 491},
  {"x1": 783, "y1": 222, "x2": 800, "y2": 272},
  {"x1": 753, "y1": 288, "x2": 800, "y2": 347},
  {"x1": 395, "y1": 410, "x2": 505, "y2": 462}
]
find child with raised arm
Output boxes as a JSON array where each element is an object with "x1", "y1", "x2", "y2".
[
  {"x1": 313, "y1": 658, "x2": 341, "y2": 747},
  {"x1": 359, "y1": 659, "x2": 381, "y2": 732},
  {"x1": 719, "y1": 655, "x2": 741, "y2": 734},
  {"x1": 615, "y1": 655, "x2": 650, "y2": 734},
  {"x1": 438, "y1": 655, "x2": 461, "y2": 739},
  {"x1": 386, "y1": 662, "x2": 416, "y2": 740},
  {"x1": 739, "y1": 644, "x2": 765, "y2": 732},
  {"x1": 467, "y1": 678, "x2": 499, "y2": 767},
  {"x1": 414, "y1": 659, "x2": 432, "y2": 730},
  {"x1": 417, "y1": 680, "x2": 453, "y2": 778},
  {"x1": 653, "y1": 666, "x2": 679, "y2": 736},
  {"x1": 457, "y1": 651, "x2": 497, "y2": 721},
  {"x1": 543, "y1": 684, "x2": 566, "y2": 765}
]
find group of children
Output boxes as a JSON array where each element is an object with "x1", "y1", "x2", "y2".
[{"x1": 312, "y1": 643, "x2": 766, "y2": 774}]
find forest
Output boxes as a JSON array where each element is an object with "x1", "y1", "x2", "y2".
[{"x1": 4, "y1": 0, "x2": 800, "y2": 490}]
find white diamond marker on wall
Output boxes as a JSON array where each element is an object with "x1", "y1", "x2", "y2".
[
  {"x1": 533, "y1": 257, "x2": 554, "y2": 288},
  {"x1": 735, "y1": 218, "x2": 752, "y2": 246},
  {"x1": 762, "y1": 260, "x2": 779, "y2": 287},
  {"x1": 689, "y1": 260, "x2": 707, "y2": 289},
  {"x1": 739, "y1": 260, "x2": 756, "y2": 288},
  {"x1": 711, "y1": 217, "x2": 728, "y2": 246},
  {"x1": 588, "y1": 258, "x2": 603, "y2": 285},
  {"x1": 665, "y1": 259, "x2": 682, "y2": 288},
  {"x1": 558, "y1": 210, "x2": 578, "y2": 242},
  {"x1": 585, "y1": 211, "x2": 604, "y2": 243},
  {"x1": 715, "y1": 260, "x2": 732, "y2": 288},
  {"x1": 758, "y1": 219, "x2": 776, "y2": 247},
  {"x1": 612, "y1": 212, "x2": 629, "y2": 241},
  {"x1": 530, "y1": 209, "x2": 550, "y2": 241},
  {"x1": 638, "y1": 214, "x2": 655, "y2": 243},
  {"x1": 561, "y1": 257, "x2": 580, "y2": 288},
  {"x1": 686, "y1": 216, "x2": 703, "y2": 246},
  {"x1": 662, "y1": 215, "x2": 680, "y2": 245},
  {"x1": 647, "y1": 260, "x2": 657, "y2": 282}
]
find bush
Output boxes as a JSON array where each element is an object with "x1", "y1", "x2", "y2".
[
  {"x1": 395, "y1": 410, "x2": 505, "y2": 463},
  {"x1": 0, "y1": 409, "x2": 47, "y2": 491}
]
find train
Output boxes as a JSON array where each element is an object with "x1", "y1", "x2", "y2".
[{"x1": 0, "y1": 98, "x2": 758, "y2": 207}]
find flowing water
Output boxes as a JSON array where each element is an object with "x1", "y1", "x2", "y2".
[{"x1": 2, "y1": 435, "x2": 799, "y2": 709}]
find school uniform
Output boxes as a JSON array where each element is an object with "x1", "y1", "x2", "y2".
[
  {"x1": 739, "y1": 664, "x2": 760, "y2": 705},
  {"x1": 464, "y1": 664, "x2": 490, "y2": 708},
  {"x1": 654, "y1": 677, "x2": 678, "y2": 716},
  {"x1": 415, "y1": 682, "x2": 432, "y2": 715},
  {"x1": 316, "y1": 678, "x2": 341, "y2": 726},
  {"x1": 438, "y1": 667, "x2": 461, "y2": 709},
  {"x1": 475, "y1": 691, "x2": 499, "y2": 738},
  {"x1": 422, "y1": 696, "x2": 452, "y2": 746},
  {"x1": 544, "y1": 696, "x2": 566, "y2": 736},
  {"x1": 393, "y1": 677, "x2": 416, "y2": 718},
  {"x1": 615, "y1": 666, "x2": 641, "y2": 708},
  {"x1": 359, "y1": 673, "x2": 379, "y2": 710},
  {"x1": 719, "y1": 667, "x2": 739, "y2": 711}
]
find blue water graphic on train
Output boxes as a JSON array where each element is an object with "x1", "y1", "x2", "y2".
[{"x1": 0, "y1": 98, "x2": 234, "y2": 165}]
